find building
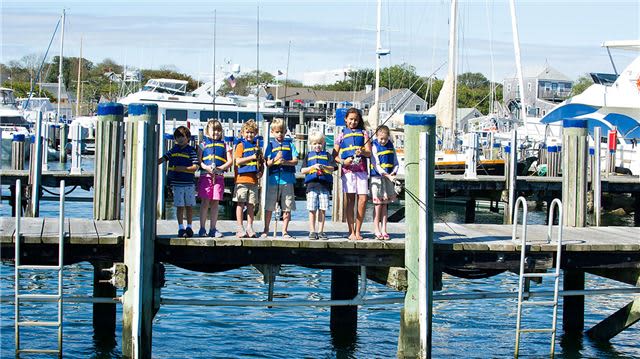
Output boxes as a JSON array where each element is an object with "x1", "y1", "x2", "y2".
[
  {"x1": 38, "y1": 82, "x2": 71, "y2": 104},
  {"x1": 302, "y1": 68, "x2": 352, "y2": 86},
  {"x1": 503, "y1": 63, "x2": 573, "y2": 118}
]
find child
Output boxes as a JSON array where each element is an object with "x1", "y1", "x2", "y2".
[
  {"x1": 370, "y1": 125, "x2": 399, "y2": 240},
  {"x1": 333, "y1": 108, "x2": 371, "y2": 240},
  {"x1": 158, "y1": 126, "x2": 199, "y2": 238},
  {"x1": 261, "y1": 118, "x2": 298, "y2": 239},
  {"x1": 197, "y1": 119, "x2": 232, "y2": 237},
  {"x1": 233, "y1": 119, "x2": 262, "y2": 238},
  {"x1": 301, "y1": 131, "x2": 335, "y2": 240}
]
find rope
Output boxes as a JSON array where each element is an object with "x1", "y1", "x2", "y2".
[{"x1": 41, "y1": 185, "x2": 77, "y2": 196}]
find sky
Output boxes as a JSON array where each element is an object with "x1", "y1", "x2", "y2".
[{"x1": 1, "y1": 0, "x2": 639, "y2": 85}]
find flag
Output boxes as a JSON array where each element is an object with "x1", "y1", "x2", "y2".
[
  {"x1": 277, "y1": 70, "x2": 284, "y2": 76},
  {"x1": 227, "y1": 74, "x2": 236, "y2": 88}
]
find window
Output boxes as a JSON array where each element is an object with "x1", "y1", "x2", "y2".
[
  {"x1": 527, "y1": 82, "x2": 532, "y2": 92},
  {"x1": 507, "y1": 84, "x2": 511, "y2": 92},
  {"x1": 415, "y1": 104, "x2": 421, "y2": 111}
]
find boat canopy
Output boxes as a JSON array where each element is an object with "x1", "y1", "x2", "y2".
[{"x1": 141, "y1": 79, "x2": 188, "y2": 96}]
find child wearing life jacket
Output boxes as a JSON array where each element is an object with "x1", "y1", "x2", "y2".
[
  {"x1": 301, "y1": 131, "x2": 335, "y2": 240},
  {"x1": 197, "y1": 119, "x2": 232, "y2": 237},
  {"x1": 158, "y1": 126, "x2": 199, "y2": 238},
  {"x1": 233, "y1": 120, "x2": 262, "y2": 238},
  {"x1": 370, "y1": 125, "x2": 399, "y2": 240},
  {"x1": 261, "y1": 118, "x2": 298, "y2": 239},
  {"x1": 332, "y1": 108, "x2": 372, "y2": 240}
]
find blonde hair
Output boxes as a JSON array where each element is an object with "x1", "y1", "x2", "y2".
[
  {"x1": 241, "y1": 119, "x2": 258, "y2": 134},
  {"x1": 204, "y1": 119, "x2": 223, "y2": 139},
  {"x1": 270, "y1": 118, "x2": 285, "y2": 132},
  {"x1": 308, "y1": 131, "x2": 325, "y2": 145}
]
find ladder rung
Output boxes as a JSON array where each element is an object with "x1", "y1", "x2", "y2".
[
  {"x1": 523, "y1": 272, "x2": 558, "y2": 278},
  {"x1": 518, "y1": 328, "x2": 555, "y2": 333},
  {"x1": 17, "y1": 294, "x2": 62, "y2": 301},
  {"x1": 17, "y1": 349, "x2": 60, "y2": 354},
  {"x1": 17, "y1": 321, "x2": 60, "y2": 327},
  {"x1": 17, "y1": 265, "x2": 62, "y2": 270},
  {"x1": 521, "y1": 300, "x2": 557, "y2": 306}
]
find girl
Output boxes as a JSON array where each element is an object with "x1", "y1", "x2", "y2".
[
  {"x1": 370, "y1": 125, "x2": 399, "y2": 240},
  {"x1": 333, "y1": 108, "x2": 371, "y2": 240},
  {"x1": 197, "y1": 119, "x2": 232, "y2": 237}
]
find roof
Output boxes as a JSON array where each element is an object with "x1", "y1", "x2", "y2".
[
  {"x1": 265, "y1": 86, "x2": 369, "y2": 103},
  {"x1": 522, "y1": 64, "x2": 572, "y2": 81},
  {"x1": 457, "y1": 107, "x2": 482, "y2": 119}
]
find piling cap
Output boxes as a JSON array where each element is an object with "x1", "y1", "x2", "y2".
[
  {"x1": 404, "y1": 113, "x2": 436, "y2": 126},
  {"x1": 505, "y1": 145, "x2": 511, "y2": 153},
  {"x1": 164, "y1": 134, "x2": 174, "y2": 140},
  {"x1": 97, "y1": 102, "x2": 124, "y2": 116},
  {"x1": 335, "y1": 108, "x2": 347, "y2": 127},
  {"x1": 548, "y1": 145, "x2": 558, "y2": 153},
  {"x1": 128, "y1": 103, "x2": 159, "y2": 117},
  {"x1": 589, "y1": 147, "x2": 595, "y2": 155},
  {"x1": 12, "y1": 134, "x2": 26, "y2": 141},
  {"x1": 493, "y1": 143, "x2": 501, "y2": 148},
  {"x1": 562, "y1": 118, "x2": 588, "y2": 128}
]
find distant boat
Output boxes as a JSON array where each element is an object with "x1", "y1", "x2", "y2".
[{"x1": 1, "y1": 87, "x2": 32, "y2": 158}]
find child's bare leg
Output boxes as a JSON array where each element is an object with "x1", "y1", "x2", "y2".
[
  {"x1": 236, "y1": 203, "x2": 245, "y2": 233},
  {"x1": 263, "y1": 210, "x2": 272, "y2": 235},
  {"x1": 176, "y1": 206, "x2": 184, "y2": 226},
  {"x1": 282, "y1": 211, "x2": 291, "y2": 234},
  {"x1": 318, "y1": 210, "x2": 326, "y2": 233},
  {"x1": 374, "y1": 204, "x2": 382, "y2": 235},
  {"x1": 355, "y1": 194, "x2": 367, "y2": 239},
  {"x1": 186, "y1": 206, "x2": 193, "y2": 225},
  {"x1": 308, "y1": 210, "x2": 317, "y2": 233},
  {"x1": 200, "y1": 199, "x2": 210, "y2": 229},
  {"x1": 246, "y1": 203, "x2": 255, "y2": 236},
  {"x1": 210, "y1": 200, "x2": 219, "y2": 230},
  {"x1": 345, "y1": 193, "x2": 356, "y2": 239},
  {"x1": 382, "y1": 203, "x2": 388, "y2": 234}
]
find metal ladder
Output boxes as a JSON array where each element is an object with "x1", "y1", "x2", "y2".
[
  {"x1": 14, "y1": 179, "x2": 65, "y2": 357},
  {"x1": 513, "y1": 197, "x2": 563, "y2": 358}
]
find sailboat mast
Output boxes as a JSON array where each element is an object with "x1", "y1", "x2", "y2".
[
  {"x1": 374, "y1": 0, "x2": 382, "y2": 126},
  {"x1": 256, "y1": 5, "x2": 260, "y2": 123},
  {"x1": 448, "y1": 0, "x2": 458, "y2": 136},
  {"x1": 509, "y1": 0, "x2": 528, "y2": 134},
  {"x1": 76, "y1": 36, "x2": 82, "y2": 117},
  {"x1": 57, "y1": 9, "x2": 65, "y2": 121},
  {"x1": 212, "y1": 10, "x2": 216, "y2": 113}
]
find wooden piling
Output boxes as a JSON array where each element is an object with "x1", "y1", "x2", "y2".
[
  {"x1": 398, "y1": 113, "x2": 436, "y2": 359},
  {"x1": 592, "y1": 127, "x2": 602, "y2": 226},
  {"x1": 69, "y1": 122, "x2": 83, "y2": 174},
  {"x1": 562, "y1": 119, "x2": 588, "y2": 227},
  {"x1": 93, "y1": 261, "x2": 117, "y2": 340},
  {"x1": 503, "y1": 129, "x2": 517, "y2": 224},
  {"x1": 30, "y1": 111, "x2": 44, "y2": 217},
  {"x1": 93, "y1": 103, "x2": 125, "y2": 220},
  {"x1": 11, "y1": 134, "x2": 26, "y2": 170},
  {"x1": 59, "y1": 122, "x2": 68, "y2": 163},
  {"x1": 122, "y1": 103, "x2": 159, "y2": 358},
  {"x1": 329, "y1": 268, "x2": 358, "y2": 333},
  {"x1": 563, "y1": 270, "x2": 585, "y2": 334},
  {"x1": 464, "y1": 198, "x2": 476, "y2": 223}
]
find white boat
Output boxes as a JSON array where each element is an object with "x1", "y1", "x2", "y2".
[
  {"x1": 1, "y1": 87, "x2": 32, "y2": 160},
  {"x1": 539, "y1": 40, "x2": 640, "y2": 175},
  {"x1": 17, "y1": 97, "x2": 57, "y2": 123}
]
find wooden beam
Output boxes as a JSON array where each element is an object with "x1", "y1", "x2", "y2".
[
  {"x1": 563, "y1": 270, "x2": 585, "y2": 334},
  {"x1": 586, "y1": 298, "x2": 640, "y2": 341}
]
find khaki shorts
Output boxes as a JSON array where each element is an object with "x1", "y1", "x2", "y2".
[
  {"x1": 265, "y1": 183, "x2": 296, "y2": 212},
  {"x1": 370, "y1": 176, "x2": 397, "y2": 204},
  {"x1": 233, "y1": 183, "x2": 259, "y2": 205}
]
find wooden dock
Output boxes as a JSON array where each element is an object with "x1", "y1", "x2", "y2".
[{"x1": 2, "y1": 218, "x2": 638, "y2": 273}]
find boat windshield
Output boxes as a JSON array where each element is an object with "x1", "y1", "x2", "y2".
[
  {"x1": 18, "y1": 98, "x2": 55, "y2": 111},
  {"x1": 0, "y1": 115, "x2": 29, "y2": 126},
  {"x1": 0, "y1": 89, "x2": 17, "y2": 106},
  {"x1": 141, "y1": 79, "x2": 188, "y2": 95},
  {"x1": 589, "y1": 73, "x2": 618, "y2": 86}
]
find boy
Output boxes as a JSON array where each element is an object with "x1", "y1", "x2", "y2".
[
  {"x1": 261, "y1": 118, "x2": 298, "y2": 239},
  {"x1": 233, "y1": 120, "x2": 262, "y2": 238},
  {"x1": 370, "y1": 125, "x2": 399, "y2": 240},
  {"x1": 158, "y1": 126, "x2": 199, "y2": 238},
  {"x1": 301, "y1": 131, "x2": 334, "y2": 240}
]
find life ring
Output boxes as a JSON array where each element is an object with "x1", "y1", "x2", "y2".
[{"x1": 636, "y1": 75, "x2": 640, "y2": 92}]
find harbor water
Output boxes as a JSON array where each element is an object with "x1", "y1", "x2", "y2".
[{"x1": 0, "y1": 160, "x2": 638, "y2": 358}]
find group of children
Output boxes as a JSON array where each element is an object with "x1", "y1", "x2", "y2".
[{"x1": 158, "y1": 108, "x2": 398, "y2": 241}]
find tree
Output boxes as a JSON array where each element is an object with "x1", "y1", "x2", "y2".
[
  {"x1": 458, "y1": 72, "x2": 489, "y2": 89},
  {"x1": 2, "y1": 81, "x2": 55, "y2": 100},
  {"x1": 570, "y1": 74, "x2": 592, "y2": 96},
  {"x1": 218, "y1": 71, "x2": 275, "y2": 96}
]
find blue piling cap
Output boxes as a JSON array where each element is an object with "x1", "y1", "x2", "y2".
[
  {"x1": 29, "y1": 135, "x2": 35, "y2": 142},
  {"x1": 404, "y1": 113, "x2": 436, "y2": 126},
  {"x1": 589, "y1": 147, "x2": 595, "y2": 155},
  {"x1": 548, "y1": 146, "x2": 557, "y2": 153},
  {"x1": 493, "y1": 143, "x2": 501, "y2": 148},
  {"x1": 97, "y1": 102, "x2": 124, "y2": 116},
  {"x1": 12, "y1": 134, "x2": 26, "y2": 141},
  {"x1": 557, "y1": 145, "x2": 562, "y2": 152},
  {"x1": 224, "y1": 135, "x2": 234, "y2": 143},
  {"x1": 563, "y1": 118, "x2": 587, "y2": 128},
  {"x1": 505, "y1": 145, "x2": 511, "y2": 153},
  {"x1": 335, "y1": 108, "x2": 347, "y2": 127},
  {"x1": 164, "y1": 134, "x2": 174, "y2": 140},
  {"x1": 128, "y1": 103, "x2": 158, "y2": 116}
]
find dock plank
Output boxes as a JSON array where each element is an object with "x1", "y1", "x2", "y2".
[
  {"x1": 41, "y1": 217, "x2": 71, "y2": 244},
  {"x1": 17, "y1": 217, "x2": 44, "y2": 244},
  {"x1": 0, "y1": 217, "x2": 16, "y2": 243},
  {"x1": 94, "y1": 220, "x2": 123, "y2": 245},
  {"x1": 69, "y1": 218, "x2": 99, "y2": 244}
]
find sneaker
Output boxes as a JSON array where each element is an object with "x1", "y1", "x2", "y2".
[
  {"x1": 318, "y1": 232, "x2": 328, "y2": 240},
  {"x1": 214, "y1": 229, "x2": 223, "y2": 238},
  {"x1": 178, "y1": 229, "x2": 186, "y2": 238},
  {"x1": 208, "y1": 228, "x2": 216, "y2": 237},
  {"x1": 309, "y1": 232, "x2": 318, "y2": 240},
  {"x1": 185, "y1": 227, "x2": 194, "y2": 238},
  {"x1": 198, "y1": 228, "x2": 207, "y2": 237}
]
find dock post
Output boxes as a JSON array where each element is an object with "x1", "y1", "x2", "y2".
[
  {"x1": 592, "y1": 127, "x2": 602, "y2": 226},
  {"x1": 329, "y1": 268, "x2": 358, "y2": 334},
  {"x1": 563, "y1": 270, "x2": 585, "y2": 334},
  {"x1": 93, "y1": 103, "x2": 125, "y2": 220},
  {"x1": 464, "y1": 198, "x2": 476, "y2": 223},
  {"x1": 93, "y1": 261, "x2": 117, "y2": 340},
  {"x1": 11, "y1": 134, "x2": 26, "y2": 170},
  {"x1": 562, "y1": 119, "x2": 588, "y2": 227},
  {"x1": 157, "y1": 115, "x2": 167, "y2": 219},
  {"x1": 29, "y1": 111, "x2": 44, "y2": 217},
  {"x1": 122, "y1": 103, "x2": 159, "y2": 358},
  {"x1": 398, "y1": 113, "x2": 436, "y2": 358},
  {"x1": 59, "y1": 122, "x2": 68, "y2": 163},
  {"x1": 634, "y1": 193, "x2": 640, "y2": 227},
  {"x1": 69, "y1": 122, "x2": 83, "y2": 174},
  {"x1": 332, "y1": 109, "x2": 347, "y2": 223},
  {"x1": 606, "y1": 128, "x2": 617, "y2": 174},
  {"x1": 503, "y1": 129, "x2": 517, "y2": 224},
  {"x1": 463, "y1": 132, "x2": 478, "y2": 179}
]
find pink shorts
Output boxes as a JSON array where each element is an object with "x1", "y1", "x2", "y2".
[
  {"x1": 198, "y1": 174, "x2": 224, "y2": 201},
  {"x1": 341, "y1": 171, "x2": 369, "y2": 195}
]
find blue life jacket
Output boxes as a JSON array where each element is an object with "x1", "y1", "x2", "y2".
[
  {"x1": 167, "y1": 144, "x2": 197, "y2": 185},
  {"x1": 201, "y1": 137, "x2": 227, "y2": 171},
  {"x1": 304, "y1": 150, "x2": 332, "y2": 184},
  {"x1": 237, "y1": 139, "x2": 258, "y2": 174},
  {"x1": 339, "y1": 127, "x2": 365, "y2": 160},
  {"x1": 267, "y1": 138, "x2": 295, "y2": 176},
  {"x1": 370, "y1": 139, "x2": 396, "y2": 177}
]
